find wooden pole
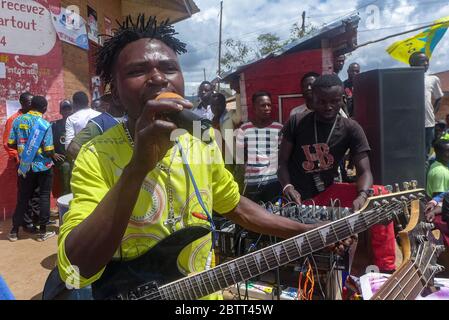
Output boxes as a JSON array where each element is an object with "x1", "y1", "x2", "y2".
[
  {"x1": 356, "y1": 20, "x2": 448, "y2": 49},
  {"x1": 218, "y1": 0, "x2": 223, "y2": 91}
]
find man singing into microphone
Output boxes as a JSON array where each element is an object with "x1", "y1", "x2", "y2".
[{"x1": 57, "y1": 15, "x2": 353, "y2": 300}]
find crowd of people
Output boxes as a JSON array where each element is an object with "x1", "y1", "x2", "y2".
[
  {"x1": 2, "y1": 15, "x2": 449, "y2": 300},
  {"x1": 2, "y1": 90, "x2": 126, "y2": 242}
]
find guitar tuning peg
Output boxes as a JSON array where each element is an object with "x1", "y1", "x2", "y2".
[
  {"x1": 409, "y1": 194, "x2": 418, "y2": 200},
  {"x1": 418, "y1": 193, "x2": 426, "y2": 199},
  {"x1": 385, "y1": 185, "x2": 393, "y2": 193},
  {"x1": 416, "y1": 235, "x2": 426, "y2": 244},
  {"x1": 419, "y1": 222, "x2": 434, "y2": 231},
  {"x1": 403, "y1": 182, "x2": 410, "y2": 191},
  {"x1": 411, "y1": 180, "x2": 418, "y2": 189},
  {"x1": 436, "y1": 245, "x2": 446, "y2": 255},
  {"x1": 391, "y1": 197, "x2": 400, "y2": 203},
  {"x1": 368, "y1": 188, "x2": 375, "y2": 197},
  {"x1": 394, "y1": 183, "x2": 400, "y2": 192},
  {"x1": 382, "y1": 200, "x2": 390, "y2": 205},
  {"x1": 432, "y1": 265, "x2": 445, "y2": 273}
]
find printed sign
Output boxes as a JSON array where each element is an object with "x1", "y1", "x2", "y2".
[
  {"x1": 87, "y1": 6, "x2": 98, "y2": 44},
  {"x1": 50, "y1": 5, "x2": 89, "y2": 50},
  {"x1": 0, "y1": 0, "x2": 56, "y2": 56}
]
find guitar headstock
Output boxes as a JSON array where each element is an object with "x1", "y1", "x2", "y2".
[
  {"x1": 412, "y1": 229, "x2": 445, "y2": 291},
  {"x1": 359, "y1": 181, "x2": 426, "y2": 226}
]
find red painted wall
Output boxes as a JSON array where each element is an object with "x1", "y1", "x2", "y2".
[
  {"x1": 0, "y1": 0, "x2": 64, "y2": 219},
  {"x1": 243, "y1": 49, "x2": 324, "y2": 124}
]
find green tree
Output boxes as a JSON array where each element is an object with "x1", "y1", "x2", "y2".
[
  {"x1": 288, "y1": 22, "x2": 317, "y2": 43},
  {"x1": 256, "y1": 33, "x2": 283, "y2": 57},
  {"x1": 220, "y1": 21, "x2": 317, "y2": 72},
  {"x1": 220, "y1": 39, "x2": 254, "y2": 71}
]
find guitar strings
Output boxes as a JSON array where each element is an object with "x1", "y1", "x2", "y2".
[
  {"x1": 135, "y1": 199, "x2": 414, "y2": 300},
  {"x1": 378, "y1": 245, "x2": 424, "y2": 299},
  {"x1": 390, "y1": 246, "x2": 439, "y2": 300},
  {"x1": 138, "y1": 200, "x2": 408, "y2": 300},
  {"x1": 154, "y1": 200, "x2": 407, "y2": 300}
]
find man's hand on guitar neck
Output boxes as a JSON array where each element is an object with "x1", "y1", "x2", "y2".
[
  {"x1": 314, "y1": 220, "x2": 358, "y2": 256},
  {"x1": 353, "y1": 191, "x2": 369, "y2": 212},
  {"x1": 426, "y1": 205, "x2": 442, "y2": 223}
]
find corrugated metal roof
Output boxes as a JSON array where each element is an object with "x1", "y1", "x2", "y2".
[{"x1": 121, "y1": 0, "x2": 200, "y2": 23}]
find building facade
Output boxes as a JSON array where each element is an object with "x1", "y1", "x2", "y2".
[{"x1": 0, "y1": 0, "x2": 198, "y2": 217}]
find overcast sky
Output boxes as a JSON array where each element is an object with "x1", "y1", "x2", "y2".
[{"x1": 175, "y1": 0, "x2": 449, "y2": 96}]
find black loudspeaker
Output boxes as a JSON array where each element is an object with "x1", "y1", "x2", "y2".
[{"x1": 354, "y1": 68, "x2": 426, "y2": 187}]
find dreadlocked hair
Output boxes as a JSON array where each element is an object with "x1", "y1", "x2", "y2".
[{"x1": 96, "y1": 14, "x2": 187, "y2": 86}]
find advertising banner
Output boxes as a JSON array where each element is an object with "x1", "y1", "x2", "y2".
[{"x1": 50, "y1": 5, "x2": 89, "y2": 50}]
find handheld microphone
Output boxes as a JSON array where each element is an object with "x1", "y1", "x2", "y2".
[{"x1": 155, "y1": 92, "x2": 213, "y2": 144}]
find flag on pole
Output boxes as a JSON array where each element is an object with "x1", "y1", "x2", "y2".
[{"x1": 387, "y1": 16, "x2": 449, "y2": 64}]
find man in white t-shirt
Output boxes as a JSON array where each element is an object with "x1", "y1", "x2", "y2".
[
  {"x1": 290, "y1": 72, "x2": 320, "y2": 118},
  {"x1": 192, "y1": 81, "x2": 214, "y2": 121},
  {"x1": 65, "y1": 91, "x2": 101, "y2": 149},
  {"x1": 409, "y1": 52, "x2": 444, "y2": 157}
]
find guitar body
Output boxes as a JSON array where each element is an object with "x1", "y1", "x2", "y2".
[
  {"x1": 44, "y1": 225, "x2": 210, "y2": 300},
  {"x1": 92, "y1": 225, "x2": 210, "y2": 300}
]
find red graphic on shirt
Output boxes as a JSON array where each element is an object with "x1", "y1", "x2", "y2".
[
  {"x1": 345, "y1": 87, "x2": 353, "y2": 98},
  {"x1": 302, "y1": 143, "x2": 334, "y2": 172}
]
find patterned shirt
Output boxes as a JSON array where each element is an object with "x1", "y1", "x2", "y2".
[
  {"x1": 8, "y1": 111, "x2": 54, "y2": 173},
  {"x1": 58, "y1": 125, "x2": 240, "y2": 299},
  {"x1": 236, "y1": 122, "x2": 283, "y2": 187}
]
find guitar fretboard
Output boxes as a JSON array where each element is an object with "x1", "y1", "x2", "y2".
[{"x1": 152, "y1": 200, "x2": 408, "y2": 300}]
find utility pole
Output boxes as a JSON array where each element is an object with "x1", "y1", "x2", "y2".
[
  {"x1": 203, "y1": 68, "x2": 206, "y2": 81},
  {"x1": 301, "y1": 11, "x2": 306, "y2": 36},
  {"x1": 217, "y1": 0, "x2": 223, "y2": 91}
]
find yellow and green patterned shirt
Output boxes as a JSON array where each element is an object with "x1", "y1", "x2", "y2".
[{"x1": 57, "y1": 124, "x2": 241, "y2": 299}]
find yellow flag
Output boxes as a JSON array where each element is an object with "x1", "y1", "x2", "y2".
[{"x1": 387, "y1": 16, "x2": 449, "y2": 64}]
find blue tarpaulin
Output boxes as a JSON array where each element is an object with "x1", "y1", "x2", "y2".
[{"x1": 0, "y1": 276, "x2": 15, "y2": 300}]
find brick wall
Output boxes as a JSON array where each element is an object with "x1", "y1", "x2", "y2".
[
  {"x1": 434, "y1": 71, "x2": 449, "y2": 121},
  {"x1": 0, "y1": 0, "x2": 122, "y2": 219},
  {"x1": 61, "y1": 0, "x2": 122, "y2": 100}
]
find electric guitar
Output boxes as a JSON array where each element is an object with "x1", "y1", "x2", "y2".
[
  {"x1": 371, "y1": 200, "x2": 445, "y2": 300},
  {"x1": 44, "y1": 187, "x2": 425, "y2": 300}
]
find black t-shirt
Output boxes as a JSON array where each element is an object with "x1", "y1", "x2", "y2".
[
  {"x1": 283, "y1": 112, "x2": 371, "y2": 200},
  {"x1": 52, "y1": 119, "x2": 67, "y2": 156}
]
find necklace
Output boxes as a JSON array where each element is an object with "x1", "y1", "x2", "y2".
[
  {"x1": 314, "y1": 114, "x2": 339, "y2": 146},
  {"x1": 314, "y1": 114, "x2": 339, "y2": 169},
  {"x1": 122, "y1": 121, "x2": 134, "y2": 147},
  {"x1": 122, "y1": 121, "x2": 181, "y2": 232}
]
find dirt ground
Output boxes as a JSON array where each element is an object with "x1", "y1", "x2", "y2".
[{"x1": 0, "y1": 217, "x2": 59, "y2": 300}]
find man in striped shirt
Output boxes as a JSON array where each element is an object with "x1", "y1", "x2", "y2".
[{"x1": 236, "y1": 91, "x2": 283, "y2": 203}]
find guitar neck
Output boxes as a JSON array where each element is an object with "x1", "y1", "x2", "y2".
[
  {"x1": 371, "y1": 261, "x2": 425, "y2": 300},
  {"x1": 157, "y1": 201, "x2": 404, "y2": 300}
]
